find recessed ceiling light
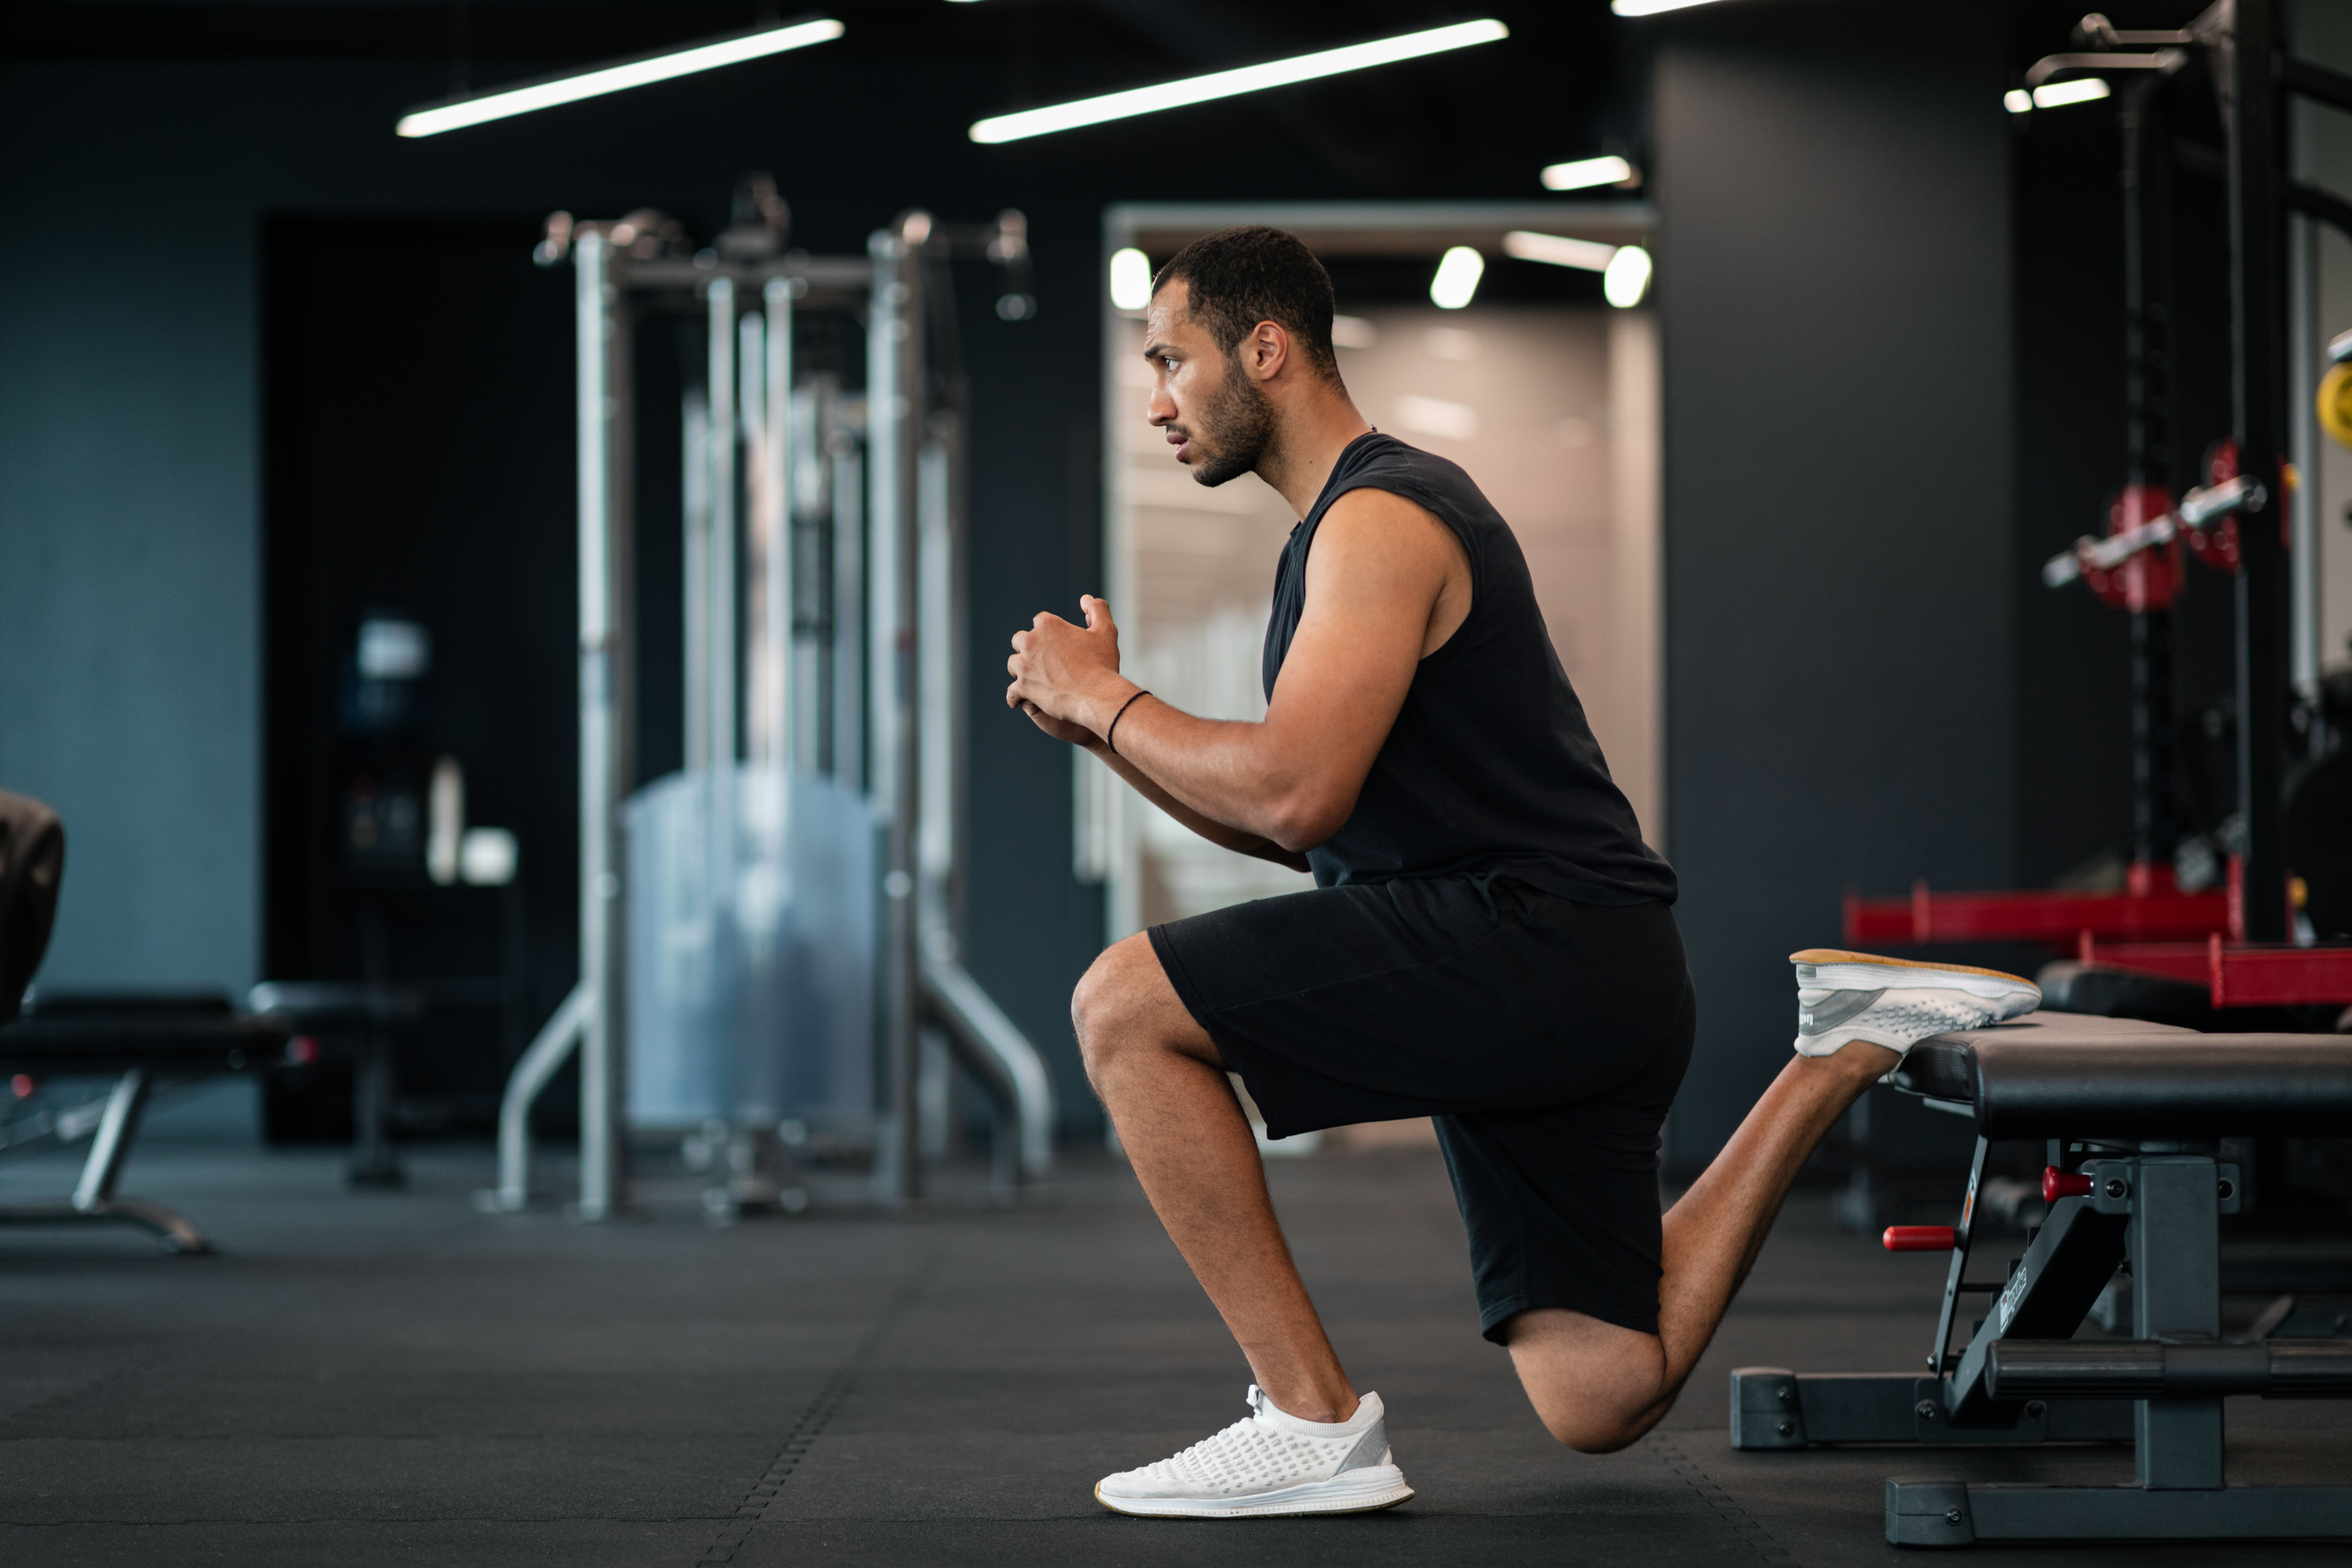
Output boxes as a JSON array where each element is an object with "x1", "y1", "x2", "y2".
[
  {"x1": 1603, "y1": 246, "x2": 1653, "y2": 308},
  {"x1": 1108, "y1": 248, "x2": 1152, "y2": 311},
  {"x1": 396, "y1": 18, "x2": 844, "y2": 138},
  {"x1": 1611, "y1": 0, "x2": 1729, "y2": 15},
  {"x1": 1430, "y1": 248, "x2": 1486, "y2": 310},
  {"x1": 969, "y1": 20, "x2": 1508, "y2": 144}
]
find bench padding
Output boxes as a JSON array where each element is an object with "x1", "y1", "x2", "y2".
[
  {"x1": 0, "y1": 1014, "x2": 290, "y2": 1074},
  {"x1": 1890, "y1": 1011, "x2": 2352, "y2": 1138}
]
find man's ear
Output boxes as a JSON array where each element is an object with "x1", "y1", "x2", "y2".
[{"x1": 1246, "y1": 320, "x2": 1290, "y2": 384}]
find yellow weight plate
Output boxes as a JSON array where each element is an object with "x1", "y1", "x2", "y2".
[{"x1": 2320, "y1": 360, "x2": 2352, "y2": 451}]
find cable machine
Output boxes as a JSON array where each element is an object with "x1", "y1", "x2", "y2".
[{"x1": 486, "y1": 186, "x2": 1053, "y2": 1218}]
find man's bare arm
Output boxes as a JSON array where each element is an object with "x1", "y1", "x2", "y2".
[
  {"x1": 1007, "y1": 488, "x2": 1468, "y2": 854},
  {"x1": 1096, "y1": 734, "x2": 1310, "y2": 872}
]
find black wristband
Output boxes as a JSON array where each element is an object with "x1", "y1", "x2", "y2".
[{"x1": 1105, "y1": 690, "x2": 1151, "y2": 756}]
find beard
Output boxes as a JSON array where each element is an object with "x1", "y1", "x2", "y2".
[{"x1": 1180, "y1": 354, "x2": 1273, "y2": 487}]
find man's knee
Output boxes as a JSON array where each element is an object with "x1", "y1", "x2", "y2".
[
  {"x1": 1071, "y1": 934, "x2": 1154, "y2": 1085},
  {"x1": 1530, "y1": 1389, "x2": 1673, "y2": 1455},
  {"x1": 1506, "y1": 1309, "x2": 1675, "y2": 1454}
]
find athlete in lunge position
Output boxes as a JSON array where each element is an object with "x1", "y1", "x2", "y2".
[{"x1": 1005, "y1": 226, "x2": 2041, "y2": 1519}]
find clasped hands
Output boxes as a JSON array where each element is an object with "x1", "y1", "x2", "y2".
[{"x1": 1006, "y1": 595, "x2": 1138, "y2": 750}]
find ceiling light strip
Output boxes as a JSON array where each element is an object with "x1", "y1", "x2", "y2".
[
  {"x1": 396, "y1": 18, "x2": 845, "y2": 138},
  {"x1": 1502, "y1": 230, "x2": 1619, "y2": 271},
  {"x1": 968, "y1": 19, "x2": 1508, "y2": 144}
]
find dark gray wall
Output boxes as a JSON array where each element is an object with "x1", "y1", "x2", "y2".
[{"x1": 1656, "y1": 2, "x2": 2017, "y2": 1169}]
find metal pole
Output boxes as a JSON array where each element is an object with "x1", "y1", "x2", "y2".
[
  {"x1": 574, "y1": 228, "x2": 631, "y2": 1220},
  {"x1": 2224, "y1": 0, "x2": 2291, "y2": 941},
  {"x1": 869, "y1": 219, "x2": 925, "y2": 1204},
  {"x1": 832, "y1": 398, "x2": 865, "y2": 790},
  {"x1": 2287, "y1": 73, "x2": 2323, "y2": 714},
  {"x1": 2122, "y1": 75, "x2": 2180, "y2": 883},
  {"x1": 683, "y1": 390, "x2": 711, "y2": 770},
  {"x1": 762, "y1": 277, "x2": 797, "y2": 772},
  {"x1": 710, "y1": 276, "x2": 740, "y2": 913}
]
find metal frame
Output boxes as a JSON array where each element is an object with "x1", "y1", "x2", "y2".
[
  {"x1": 1735, "y1": 1124, "x2": 2352, "y2": 1545},
  {"x1": 1855, "y1": 0, "x2": 2352, "y2": 986},
  {"x1": 0, "y1": 1005, "x2": 298, "y2": 1252},
  {"x1": 0, "y1": 1071, "x2": 209, "y2": 1252},
  {"x1": 490, "y1": 203, "x2": 1053, "y2": 1217}
]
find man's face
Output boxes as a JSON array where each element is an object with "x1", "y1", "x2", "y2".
[{"x1": 1143, "y1": 281, "x2": 1272, "y2": 488}]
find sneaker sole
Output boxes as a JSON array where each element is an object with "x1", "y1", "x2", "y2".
[
  {"x1": 1791, "y1": 949, "x2": 2038, "y2": 1010},
  {"x1": 1095, "y1": 1467, "x2": 1415, "y2": 1519}
]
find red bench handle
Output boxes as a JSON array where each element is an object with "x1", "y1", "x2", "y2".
[
  {"x1": 1882, "y1": 1226, "x2": 1956, "y2": 1252},
  {"x1": 2043, "y1": 1166, "x2": 2093, "y2": 1203}
]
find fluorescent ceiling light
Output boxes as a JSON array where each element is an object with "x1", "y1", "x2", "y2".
[
  {"x1": 1430, "y1": 247, "x2": 1485, "y2": 310},
  {"x1": 2031, "y1": 78, "x2": 2110, "y2": 109},
  {"x1": 1108, "y1": 248, "x2": 1152, "y2": 311},
  {"x1": 1503, "y1": 229, "x2": 1617, "y2": 271},
  {"x1": 968, "y1": 19, "x2": 1508, "y2": 144},
  {"x1": 2004, "y1": 89, "x2": 2034, "y2": 114},
  {"x1": 396, "y1": 18, "x2": 845, "y2": 137},
  {"x1": 1612, "y1": 0, "x2": 1728, "y2": 15},
  {"x1": 1540, "y1": 155, "x2": 1638, "y2": 192},
  {"x1": 1603, "y1": 246, "x2": 1653, "y2": 308}
]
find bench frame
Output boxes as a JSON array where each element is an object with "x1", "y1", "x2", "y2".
[
  {"x1": 1732, "y1": 1124, "x2": 2352, "y2": 1545},
  {"x1": 0, "y1": 1069, "x2": 211, "y2": 1251}
]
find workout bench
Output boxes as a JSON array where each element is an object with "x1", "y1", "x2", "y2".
[
  {"x1": 0, "y1": 991, "x2": 292, "y2": 1252},
  {"x1": 1728, "y1": 1010, "x2": 2352, "y2": 1545}
]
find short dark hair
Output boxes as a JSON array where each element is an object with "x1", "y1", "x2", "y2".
[{"x1": 1153, "y1": 226, "x2": 1340, "y2": 383}]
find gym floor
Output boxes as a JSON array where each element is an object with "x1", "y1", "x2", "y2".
[{"x1": 0, "y1": 1136, "x2": 2344, "y2": 1567}]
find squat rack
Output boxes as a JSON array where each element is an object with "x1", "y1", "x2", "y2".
[
  {"x1": 1851, "y1": 0, "x2": 2352, "y2": 996},
  {"x1": 488, "y1": 195, "x2": 1053, "y2": 1218}
]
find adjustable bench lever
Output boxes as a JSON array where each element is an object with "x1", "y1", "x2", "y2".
[
  {"x1": 1884, "y1": 1225, "x2": 1956, "y2": 1252},
  {"x1": 2042, "y1": 1166, "x2": 2092, "y2": 1202}
]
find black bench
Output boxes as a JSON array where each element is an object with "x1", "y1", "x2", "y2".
[
  {"x1": 1728, "y1": 1010, "x2": 2352, "y2": 1545},
  {"x1": 0, "y1": 990, "x2": 293, "y2": 1252},
  {"x1": 246, "y1": 981, "x2": 425, "y2": 1188}
]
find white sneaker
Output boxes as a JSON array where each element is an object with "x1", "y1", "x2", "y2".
[
  {"x1": 1791, "y1": 948, "x2": 2040, "y2": 1059},
  {"x1": 1094, "y1": 1384, "x2": 1414, "y2": 1519}
]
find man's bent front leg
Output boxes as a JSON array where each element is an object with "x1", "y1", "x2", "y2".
[
  {"x1": 1073, "y1": 934, "x2": 1360, "y2": 1423},
  {"x1": 1504, "y1": 1043, "x2": 1894, "y2": 1452}
]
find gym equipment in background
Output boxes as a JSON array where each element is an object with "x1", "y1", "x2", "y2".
[
  {"x1": 1730, "y1": 1011, "x2": 2352, "y2": 1546},
  {"x1": 0, "y1": 796, "x2": 297, "y2": 1251},
  {"x1": 247, "y1": 981, "x2": 424, "y2": 1187},
  {"x1": 1854, "y1": 4, "x2": 2352, "y2": 1006},
  {"x1": 0, "y1": 991, "x2": 295, "y2": 1252},
  {"x1": 491, "y1": 184, "x2": 1051, "y2": 1220}
]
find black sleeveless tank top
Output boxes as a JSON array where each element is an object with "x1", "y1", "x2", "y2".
[{"x1": 1263, "y1": 432, "x2": 1676, "y2": 907}]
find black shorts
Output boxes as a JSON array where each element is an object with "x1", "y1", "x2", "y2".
[{"x1": 1148, "y1": 871, "x2": 1695, "y2": 1343}]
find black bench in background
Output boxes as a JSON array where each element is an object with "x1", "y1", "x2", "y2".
[
  {"x1": 247, "y1": 981, "x2": 424, "y2": 1187},
  {"x1": 0, "y1": 990, "x2": 293, "y2": 1252},
  {"x1": 1731, "y1": 1012, "x2": 2352, "y2": 1546}
]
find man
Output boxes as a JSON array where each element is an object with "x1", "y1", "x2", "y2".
[{"x1": 1005, "y1": 226, "x2": 2038, "y2": 1519}]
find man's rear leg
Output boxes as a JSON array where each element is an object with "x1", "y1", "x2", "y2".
[
  {"x1": 1072, "y1": 932, "x2": 1360, "y2": 1424},
  {"x1": 1505, "y1": 1043, "x2": 1893, "y2": 1452},
  {"x1": 1506, "y1": 947, "x2": 2045, "y2": 1450}
]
